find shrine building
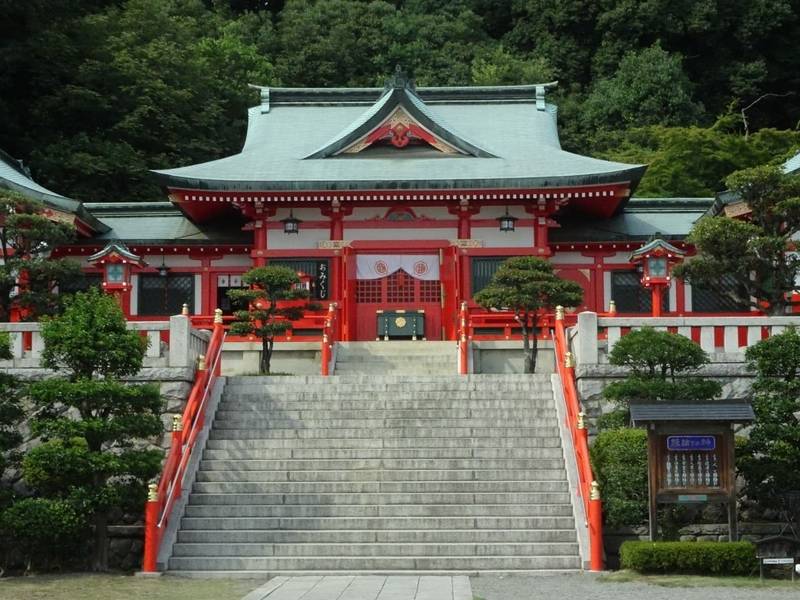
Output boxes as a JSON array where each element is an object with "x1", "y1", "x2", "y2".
[{"x1": 3, "y1": 73, "x2": 747, "y2": 340}]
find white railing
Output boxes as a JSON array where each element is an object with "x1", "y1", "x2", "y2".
[
  {"x1": 0, "y1": 314, "x2": 209, "y2": 368},
  {"x1": 571, "y1": 312, "x2": 800, "y2": 365}
]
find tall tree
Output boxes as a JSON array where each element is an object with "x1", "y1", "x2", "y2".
[
  {"x1": 738, "y1": 328, "x2": 800, "y2": 523},
  {"x1": 23, "y1": 289, "x2": 163, "y2": 571},
  {"x1": 228, "y1": 265, "x2": 312, "y2": 373},
  {"x1": 674, "y1": 164, "x2": 800, "y2": 314},
  {"x1": 474, "y1": 256, "x2": 582, "y2": 373}
]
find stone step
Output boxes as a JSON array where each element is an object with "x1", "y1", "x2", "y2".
[
  {"x1": 178, "y1": 515, "x2": 578, "y2": 531},
  {"x1": 201, "y1": 447, "x2": 566, "y2": 460},
  {"x1": 186, "y1": 492, "x2": 571, "y2": 506},
  {"x1": 226, "y1": 373, "x2": 550, "y2": 383},
  {"x1": 194, "y1": 469, "x2": 567, "y2": 483},
  {"x1": 183, "y1": 503, "x2": 574, "y2": 518},
  {"x1": 214, "y1": 409, "x2": 556, "y2": 420},
  {"x1": 171, "y1": 541, "x2": 579, "y2": 558},
  {"x1": 198, "y1": 458, "x2": 565, "y2": 471},
  {"x1": 223, "y1": 382, "x2": 550, "y2": 392},
  {"x1": 191, "y1": 480, "x2": 570, "y2": 494},
  {"x1": 208, "y1": 427, "x2": 560, "y2": 440},
  {"x1": 205, "y1": 436, "x2": 563, "y2": 450},
  {"x1": 211, "y1": 419, "x2": 557, "y2": 430},
  {"x1": 176, "y1": 528, "x2": 578, "y2": 545},
  {"x1": 167, "y1": 555, "x2": 582, "y2": 572},
  {"x1": 219, "y1": 399, "x2": 551, "y2": 411}
]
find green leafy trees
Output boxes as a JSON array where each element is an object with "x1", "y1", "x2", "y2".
[
  {"x1": 603, "y1": 328, "x2": 722, "y2": 416},
  {"x1": 474, "y1": 256, "x2": 582, "y2": 373},
  {"x1": 583, "y1": 44, "x2": 703, "y2": 130},
  {"x1": 0, "y1": 332, "x2": 23, "y2": 507},
  {"x1": 674, "y1": 165, "x2": 800, "y2": 315},
  {"x1": 738, "y1": 328, "x2": 800, "y2": 514},
  {"x1": 23, "y1": 288, "x2": 163, "y2": 571},
  {"x1": 0, "y1": 192, "x2": 83, "y2": 322},
  {"x1": 228, "y1": 265, "x2": 311, "y2": 374}
]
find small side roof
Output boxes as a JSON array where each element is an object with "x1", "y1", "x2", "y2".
[
  {"x1": 630, "y1": 400, "x2": 755, "y2": 424},
  {"x1": 784, "y1": 150, "x2": 800, "y2": 175},
  {"x1": 0, "y1": 148, "x2": 108, "y2": 234},
  {"x1": 552, "y1": 197, "x2": 713, "y2": 243}
]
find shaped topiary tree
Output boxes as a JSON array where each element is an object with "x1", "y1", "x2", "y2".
[
  {"x1": 228, "y1": 265, "x2": 312, "y2": 374},
  {"x1": 22, "y1": 288, "x2": 163, "y2": 571},
  {"x1": 474, "y1": 256, "x2": 582, "y2": 373}
]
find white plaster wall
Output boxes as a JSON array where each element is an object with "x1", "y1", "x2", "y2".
[
  {"x1": 550, "y1": 252, "x2": 594, "y2": 265},
  {"x1": 130, "y1": 274, "x2": 139, "y2": 315},
  {"x1": 343, "y1": 227, "x2": 457, "y2": 241},
  {"x1": 210, "y1": 255, "x2": 252, "y2": 267},
  {"x1": 273, "y1": 207, "x2": 323, "y2": 221},
  {"x1": 267, "y1": 228, "x2": 330, "y2": 249},
  {"x1": 602, "y1": 251, "x2": 634, "y2": 265},
  {"x1": 473, "y1": 226, "x2": 533, "y2": 248},
  {"x1": 142, "y1": 255, "x2": 201, "y2": 267}
]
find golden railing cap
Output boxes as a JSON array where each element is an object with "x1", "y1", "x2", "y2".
[
  {"x1": 147, "y1": 483, "x2": 158, "y2": 502},
  {"x1": 555, "y1": 305, "x2": 565, "y2": 320}
]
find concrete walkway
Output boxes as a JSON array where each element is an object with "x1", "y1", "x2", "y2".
[{"x1": 242, "y1": 576, "x2": 472, "y2": 600}]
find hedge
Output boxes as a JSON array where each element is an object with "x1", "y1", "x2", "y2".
[
  {"x1": 620, "y1": 541, "x2": 758, "y2": 576},
  {"x1": 589, "y1": 428, "x2": 648, "y2": 528}
]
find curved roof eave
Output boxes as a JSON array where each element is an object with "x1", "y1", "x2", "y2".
[{"x1": 152, "y1": 164, "x2": 647, "y2": 194}]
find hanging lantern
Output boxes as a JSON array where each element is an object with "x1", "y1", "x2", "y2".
[
  {"x1": 282, "y1": 210, "x2": 301, "y2": 234},
  {"x1": 497, "y1": 207, "x2": 517, "y2": 232}
]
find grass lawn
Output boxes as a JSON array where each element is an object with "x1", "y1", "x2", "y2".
[
  {"x1": 0, "y1": 573, "x2": 260, "y2": 600},
  {"x1": 600, "y1": 570, "x2": 798, "y2": 589}
]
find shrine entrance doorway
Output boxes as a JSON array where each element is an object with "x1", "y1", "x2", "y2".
[{"x1": 353, "y1": 255, "x2": 442, "y2": 341}]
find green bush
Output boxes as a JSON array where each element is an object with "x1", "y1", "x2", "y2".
[
  {"x1": 620, "y1": 541, "x2": 757, "y2": 575},
  {"x1": 596, "y1": 408, "x2": 629, "y2": 431},
  {"x1": 590, "y1": 428, "x2": 648, "y2": 528},
  {"x1": 0, "y1": 497, "x2": 85, "y2": 572}
]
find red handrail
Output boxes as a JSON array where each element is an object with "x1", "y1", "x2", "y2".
[
  {"x1": 142, "y1": 310, "x2": 226, "y2": 572},
  {"x1": 320, "y1": 303, "x2": 340, "y2": 376},
  {"x1": 458, "y1": 302, "x2": 469, "y2": 374},
  {"x1": 552, "y1": 306, "x2": 604, "y2": 571}
]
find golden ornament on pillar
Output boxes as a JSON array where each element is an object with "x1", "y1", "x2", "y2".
[{"x1": 147, "y1": 483, "x2": 158, "y2": 502}]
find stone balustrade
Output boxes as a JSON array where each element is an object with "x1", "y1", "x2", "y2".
[
  {"x1": 572, "y1": 311, "x2": 800, "y2": 365},
  {"x1": 0, "y1": 315, "x2": 209, "y2": 369}
]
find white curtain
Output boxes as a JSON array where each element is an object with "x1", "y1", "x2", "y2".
[{"x1": 356, "y1": 254, "x2": 439, "y2": 280}]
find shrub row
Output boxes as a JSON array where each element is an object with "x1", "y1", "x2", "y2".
[{"x1": 620, "y1": 541, "x2": 758, "y2": 575}]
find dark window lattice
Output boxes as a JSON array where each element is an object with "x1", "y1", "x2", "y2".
[
  {"x1": 691, "y1": 275, "x2": 749, "y2": 313},
  {"x1": 610, "y1": 271, "x2": 669, "y2": 314},
  {"x1": 471, "y1": 257, "x2": 506, "y2": 295},
  {"x1": 61, "y1": 274, "x2": 103, "y2": 295},
  {"x1": 138, "y1": 274, "x2": 194, "y2": 316}
]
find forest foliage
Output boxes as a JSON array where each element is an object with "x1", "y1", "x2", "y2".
[{"x1": 1, "y1": 0, "x2": 799, "y2": 201}]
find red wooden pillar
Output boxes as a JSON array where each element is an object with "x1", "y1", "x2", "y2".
[
  {"x1": 449, "y1": 201, "x2": 479, "y2": 308},
  {"x1": 243, "y1": 205, "x2": 276, "y2": 268},
  {"x1": 323, "y1": 201, "x2": 353, "y2": 338}
]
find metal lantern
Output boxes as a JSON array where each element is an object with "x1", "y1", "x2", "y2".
[
  {"x1": 498, "y1": 207, "x2": 517, "y2": 232},
  {"x1": 282, "y1": 210, "x2": 301, "y2": 234}
]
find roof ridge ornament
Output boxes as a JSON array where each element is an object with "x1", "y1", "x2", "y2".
[{"x1": 385, "y1": 65, "x2": 415, "y2": 93}]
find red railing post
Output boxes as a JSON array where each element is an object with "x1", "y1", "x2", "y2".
[
  {"x1": 170, "y1": 415, "x2": 183, "y2": 499},
  {"x1": 589, "y1": 482, "x2": 604, "y2": 571},
  {"x1": 458, "y1": 301, "x2": 468, "y2": 375},
  {"x1": 142, "y1": 483, "x2": 159, "y2": 572},
  {"x1": 321, "y1": 302, "x2": 336, "y2": 376}
]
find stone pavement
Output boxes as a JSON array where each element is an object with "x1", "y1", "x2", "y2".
[{"x1": 242, "y1": 575, "x2": 472, "y2": 600}]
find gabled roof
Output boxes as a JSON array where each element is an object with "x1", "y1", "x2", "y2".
[
  {"x1": 629, "y1": 238, "x2": 687, "y2": 260},
  {"x1": 304, "y1": 71, "x2": 496, "y2": 158},
  {"x1": 87, "y1": 241, "x2": 145, "y2": 265},
  {"x1": 0, "y1": 148, "x2": 109, "y2": 234},
  {"x1": 152, "y1": 77, "x2": 646, "y2": 196}
]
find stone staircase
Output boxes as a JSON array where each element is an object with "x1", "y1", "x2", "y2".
[
  {"x1": 333, "y1": 341, "x2": 455, "y2": 375},
  {"x1": 167, "y1": 370, "x2": 582, "y2": 575}
]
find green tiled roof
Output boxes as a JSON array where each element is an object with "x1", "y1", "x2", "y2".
[
  {"x1": 81, "y1": 202, "x2": 248, "y2": 245},
  {"x1": 153, "y1": 82, "x2": 645, "y2": 193},
  {"x1": 552, "y1": 198, "x2": 713, "y2": 242},
  {"x1": 0, "y1": 148, "x2": 108, "y2": 233}
]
